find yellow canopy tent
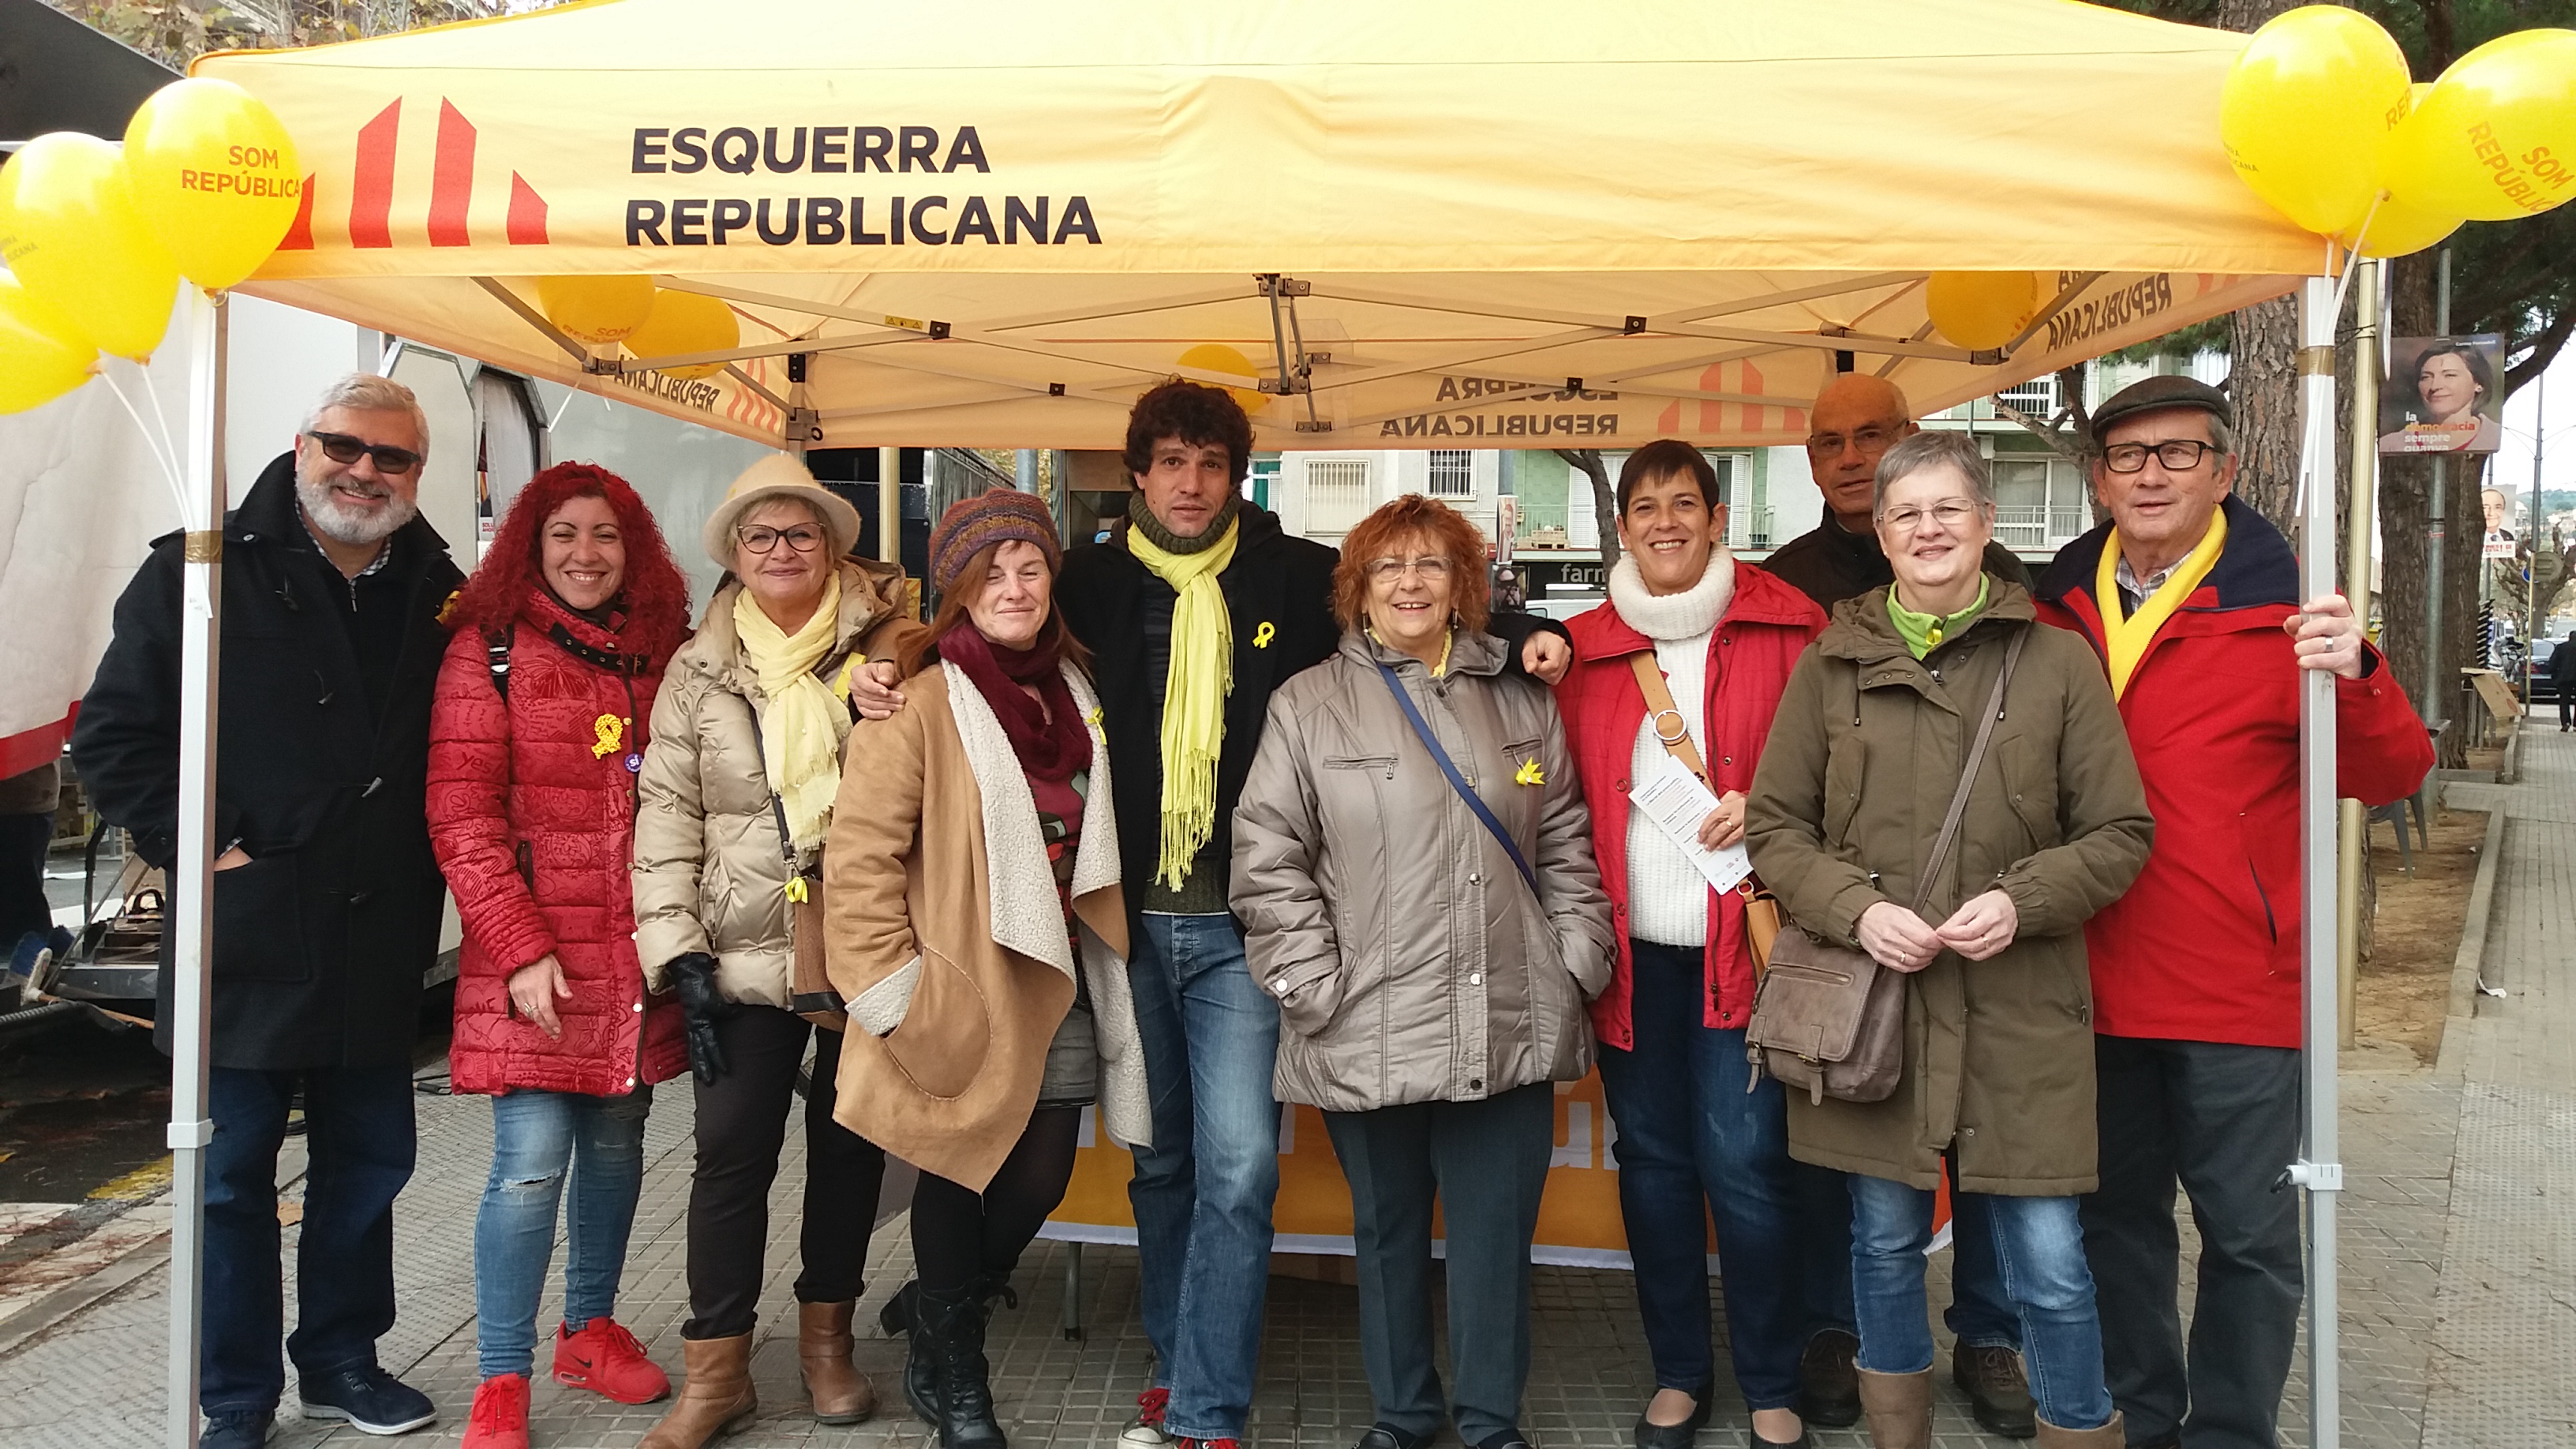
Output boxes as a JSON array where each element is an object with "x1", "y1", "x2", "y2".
[
  {"x1": 144, "y1": 7, "x2": 2359, "y2": 1447},
  {"x1": 194, "y1": 0, "x2": 2322, "y2": 451}
]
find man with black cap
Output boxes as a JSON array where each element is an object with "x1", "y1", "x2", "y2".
[{"x1": 2032, "y1": 375, "x2": 2432, "y2": 1449}]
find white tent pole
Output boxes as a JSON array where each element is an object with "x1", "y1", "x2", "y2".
[
  {"x1": 2291, "y1": 271, "x2": 2342, "y2": 1449},
  {"x1": 167, "y1": 286, "x2": 228, "y2": 1449}
]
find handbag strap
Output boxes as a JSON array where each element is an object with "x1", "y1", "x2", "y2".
[
  {"x1": 1373, "y1": 659, "x2": 1541, "y2": 897},
  {"x1": 1628, "y1": 651, "x2": 1711, "y2": 785},
  {"x1": 1906, "y1": 627, "x2": 2028, "y2": 914}
]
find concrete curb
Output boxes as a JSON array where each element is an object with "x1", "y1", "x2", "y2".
[
  {"x1": 0, "y1": 1230, "x2": 167, "y2": 1361},
  {"x1": 2434, "y1": 796, "x2": 2509, "y2": 1083}
]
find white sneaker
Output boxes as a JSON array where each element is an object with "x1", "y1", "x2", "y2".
[{"x1": 1120, "y1": 1387, "x2": 1174, "y2": 1447}]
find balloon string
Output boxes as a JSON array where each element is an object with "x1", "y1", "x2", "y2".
[
  {"x1": 95, "y1": 365, "x2": 189, "y2": 523},
  {"x1": 2329, "y1": 194, "x2": 2386, "y2": 321},
  {"x1": 141, "y1": 366, "x2": 185, "y2": 499}
]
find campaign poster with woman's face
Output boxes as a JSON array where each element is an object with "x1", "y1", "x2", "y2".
[{"x1": 2381, "y1": 335, "x2": 2505, "y2": 455}]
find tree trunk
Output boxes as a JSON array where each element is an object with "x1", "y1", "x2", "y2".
[
  {"x1": 1556, "y1": 449, "x2": 1621, "y2": 571},
  {"x1": 2376, "y1": 251, "x2": 2487, "y2": 766}
]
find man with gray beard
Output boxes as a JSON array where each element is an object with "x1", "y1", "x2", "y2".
[{"x1": 74, "y1": 374, "x2": 463, "y2": 1449}]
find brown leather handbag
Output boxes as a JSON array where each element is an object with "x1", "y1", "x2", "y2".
[{"x1": 1746, "y1": 630, "x2": 2024, "y2": 1105}]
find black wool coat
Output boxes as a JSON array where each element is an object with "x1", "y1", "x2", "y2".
[{"x1": 71, "y1": 452, "x2": 464, "y2": 1070}]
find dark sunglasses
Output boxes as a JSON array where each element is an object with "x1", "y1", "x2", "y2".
[{"x1": 306, "y1": 430, "x2": 423, "y2": 475}]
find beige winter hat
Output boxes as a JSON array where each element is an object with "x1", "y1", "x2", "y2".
[{"x1": 701, "y1": 454, "x2": 863, "y2": 571}]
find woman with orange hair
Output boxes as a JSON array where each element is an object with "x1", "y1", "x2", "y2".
[
  {"x1": 426, "y1": 462, "x2": 695, "y2": 1449},
  {"x1": 1231, "y1": 495, "x2": 1616, "y2": 1449}
]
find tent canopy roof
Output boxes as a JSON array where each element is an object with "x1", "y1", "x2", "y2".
[{"x1": 199, "y1": 0, "x2": 2313, "y2": 449}]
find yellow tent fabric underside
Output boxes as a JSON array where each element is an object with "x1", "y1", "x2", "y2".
[{"x1": 198, "y1": 0, "x2": 2320, "y2": 449}]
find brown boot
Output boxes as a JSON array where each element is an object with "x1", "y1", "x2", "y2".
[
  {"x1": 1855, "y1": 1367, "x2": 1931, "y2": 1449},
  {"x1": 2033, "y1": 1411, "x2": 2125, "y2": 1448},
  {"x1": 799, "y1": 1301, "x2": 878, "y2": 1425},
  {"x1": 638, "y1": 1333, "x2": 758, "y2": 1449}
]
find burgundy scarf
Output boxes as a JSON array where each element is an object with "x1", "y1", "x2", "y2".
[{"x1": 938, "y1": 623, "x2": 1092, "y2": 782}]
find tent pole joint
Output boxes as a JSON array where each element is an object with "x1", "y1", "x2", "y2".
[{"x1": 2282, "y1": 1159, "x2": 2344, "y2": 1193}]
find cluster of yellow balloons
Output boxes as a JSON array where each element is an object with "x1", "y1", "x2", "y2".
[
  {"x1": 2222, "y1": 8, "x2": 2576, "y2": 257},
  {"x1": 0, "y1": 78, "x2": 303, "y2": 414},
  {"x1": 537, "y1": 275, "x2": 740, "y2": 380},
  {"x1": 1924, "y1": 271, "x2": 2047, "y2": 352}
]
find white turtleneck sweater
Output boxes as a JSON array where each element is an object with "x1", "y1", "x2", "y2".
[{"x1": 1606, "y1": 552, "x2": 1735, "y2": 947}]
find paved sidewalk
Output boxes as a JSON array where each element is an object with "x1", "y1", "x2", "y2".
[{"x1": 4, "y1": 729, "x2": 2573, "y2": 1448}]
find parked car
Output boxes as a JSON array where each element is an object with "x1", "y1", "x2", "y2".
[{"x1": 2527, "y1": 636, "x2": 2563, "y2": 703}]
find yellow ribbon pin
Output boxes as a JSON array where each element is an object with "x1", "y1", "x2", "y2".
[
  {"x1": 1084, "y1": 706, "x2": 1104, "y2": 728},
  {"x1": 784, "y1": 877, "x2": 810, "y2": 904},
  {"x1": 1515, "y1": 757, "x2": 1545, "y2": 786},
  {"x1": 1253, "y1": 622, "x2": 1276, "y2": 649},
  {"x1": 591, "y1": 713, "x2": 625, "y2": 759}
]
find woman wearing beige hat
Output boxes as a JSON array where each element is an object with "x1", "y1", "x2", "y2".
[{"x1": 630, "y1": 455, "x2": 921, "y2": 1449}]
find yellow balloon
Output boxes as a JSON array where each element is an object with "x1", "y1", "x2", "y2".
[
  {"x1": 122, "y1": 78, "x2": 303, "y2": 290},
  {"x1": 2383, "y1": 29, "x2": 2576, "y2": 222},
  {"x1": 2338, "y1": 189, "x2": 2464, "y2": 259},
  {"x1": 0, "y1": 134, "x2": 181, "y2": 361},
  {"x1": 0, "y1": 274, "x2": 99, "y2": 414},
  {"x1": 623, "y1": 289, "x2": 737, "y2": 380},
  {"x1": 2219, "y1": 6, "x2": 2413, "y2": 234},
  {"x1": 1925, "y1": 271, "x2": 2044, "y2": 351},
  {"x1": 1178, "y1": 343, "x2": 1269, "y2": 414},
  {"x1": 538, "y1": 275, "x2": 659, "y2": 346}
]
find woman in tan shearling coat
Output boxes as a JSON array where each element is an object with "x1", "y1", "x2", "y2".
[{"x1": 825, "y1": 490, "x2": 1148, "y2": 1449}]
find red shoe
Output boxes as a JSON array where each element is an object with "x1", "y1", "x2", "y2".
[
  {"x1": 1180, "y1": 1438, "x2": 1241, "y2": 1449},
  {"x1": 462, "y1": 1374, "x2": 530, "y2": 1449},
  {"x1": 552, "y1": 1317, "x2": 672, "y2": 1404},
  {"x1": 1119, "y1": 1387, "x2": 1172, "y2": 1447}
]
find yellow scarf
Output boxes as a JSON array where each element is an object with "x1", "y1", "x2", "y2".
[
  {"x1": 1127, "y1": 515, "x2": 1241, "y2": 889},
  {"x1": 2095, "y1": 508, "x2": 2228, "y2": 700},
  {"x1": 733, "y1": 571, "x2": 848, "y2": 851}
]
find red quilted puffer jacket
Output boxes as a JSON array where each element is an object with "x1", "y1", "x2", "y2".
[{"x1": 428, "y1": 588, "x2": 687, "y2": 1096}]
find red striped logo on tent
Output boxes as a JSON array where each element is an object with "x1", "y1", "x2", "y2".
[{"x1": 329, "y1": 96, "x2": 549, "y2": 250}]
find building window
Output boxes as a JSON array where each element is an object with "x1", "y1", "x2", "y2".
[
  {"x1": 1247, "y1": 454, "x2": 1281, "y2": 509},
  {"x1": 1427, "y1": 449, "x2": 1474, "y2": 499},
  {"x1": 1305, "y1": 458, "x2": 1372, "y2": 534}
]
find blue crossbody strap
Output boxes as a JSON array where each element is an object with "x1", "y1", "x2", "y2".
[{"x1": 1373, "y1": 660, "x2": 1541, "y2": 897}]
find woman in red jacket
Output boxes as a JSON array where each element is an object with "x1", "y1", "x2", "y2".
[
  {"x1": 1554, "y1": 442, "x2": 1826, "y2": 1449},
  {"x1": 427, "y1": 462, "x2": 694, "y2": 1449}
]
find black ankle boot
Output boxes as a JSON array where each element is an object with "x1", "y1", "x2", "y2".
[
  {"x1": 882, "y1": 1281, "x2": 938, "y2": 1428},
  {"x1": 917, "y1": 1284, "x2": 1007, "y2": 1449}
]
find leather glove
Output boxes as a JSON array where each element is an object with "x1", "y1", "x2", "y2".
[{"x1": 665, "y1": 952, "x2": 735, "y2": 1085}]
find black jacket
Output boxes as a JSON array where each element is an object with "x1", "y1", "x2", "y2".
[
  {"x1": 1764, "y1": 514, "x2": 2031, "y2": 612},
  {"x1": 1057, "y1": 504, "x2": 1564, "y2": 927},
  {"x1": 70, "y1": 452, "x2": 463, "y2": 1069}
]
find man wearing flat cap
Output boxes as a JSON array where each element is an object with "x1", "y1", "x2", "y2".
[{"x1": 2031, "y1": 376, "x2": 2432, "y2": 1449}]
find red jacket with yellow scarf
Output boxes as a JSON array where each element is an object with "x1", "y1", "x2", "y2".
[{"x1": 2034, "y1": 497, "x2": 2432, "y2": 1048}]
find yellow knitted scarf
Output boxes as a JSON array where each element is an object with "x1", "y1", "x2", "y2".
[
  {"x1": 2095, "y1": 507, "x2": 2228, "y2": 700},
  {"x1": 733, "y1": 571, "x2": 848, "y2": 850},
  {"x1": 1128, "y1": 515, "x2": 1241, "y2": 889}
]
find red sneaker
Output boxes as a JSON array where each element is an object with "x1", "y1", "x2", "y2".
[
  {"x1": 462, "y1": 1374, "x2": 530, "y2": 1449},
  {"x1": 552, "y1": 1317, "x2": 672, "y2": 1405},
  {"x1": 1181, "y1": 1438, "x2": 1241, "y2": 1449},
  {"x1": 1120, "y1": 1387, "x2": 1172, "y2": 1447}
]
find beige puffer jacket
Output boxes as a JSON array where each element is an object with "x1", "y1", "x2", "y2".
[
  {"x1": 632, "y1": 559, "x2": 916, "y2": 1006},
  {"x1": 1231, "y1": 627, "x2": 1616, "y2": 1114}
]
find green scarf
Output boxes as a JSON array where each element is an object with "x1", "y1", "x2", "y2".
[
  {"x1": 1125, "y1": 496, "x2": 1241, "y2": 890},
  {"x1": 1885, "y1": 575, "x2": 1990, "y2": 660}
]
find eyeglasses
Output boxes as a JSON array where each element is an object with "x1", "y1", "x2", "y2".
[
  {"x1": 1875, "y1": 500, "x2": 1983, "y2": 534},
  {"x1": 736, "y1": 524, "x2": 825, "y2": 554},
  {"x1": 1365, "y1": 556, "x2": 1453, "y2": 582},
  {"x1": 306, "y1": 431, "x2": 422, "y2": 475},
  {"x1": 1804, "y1": 423, "x2": 1900, "y2": 459},
  {"x1": 2101, "y1": 439, "x2": 2218, "y2": 474}
]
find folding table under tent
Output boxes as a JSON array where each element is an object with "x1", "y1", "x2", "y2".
[{"x1": 147, "y1": 1, "x2": 2353, "y2": 1444}]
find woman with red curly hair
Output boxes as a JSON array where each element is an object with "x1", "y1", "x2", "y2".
[{"x1": 425, "y1": 462, "x2": 695, "y2": 1449}]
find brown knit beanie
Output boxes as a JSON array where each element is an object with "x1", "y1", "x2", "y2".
[{"x1": 928, "y1": 488, "x2": 1061, "y2": 592}]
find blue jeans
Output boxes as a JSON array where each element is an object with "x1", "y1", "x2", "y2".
[
  {"x1": 1595, "y1": 940, "x2": 1803, "y2": 1411},
  {"x1": 202, "y1": 1064, "x2": 417, "y2": 1417},
  {"x1": 1125, "y1": 912, "x2": 1282, "y2": 1441},
  {"x1": 1848, "y1": 1173, "x2": 2113, "y2": 1431},
  {"x1": 1798, "y1": 1158, "x2": 2022, "y2": 1350},
  {"x1": 473, "y1": 1087, "x2": 653, "y2": 1379}
]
